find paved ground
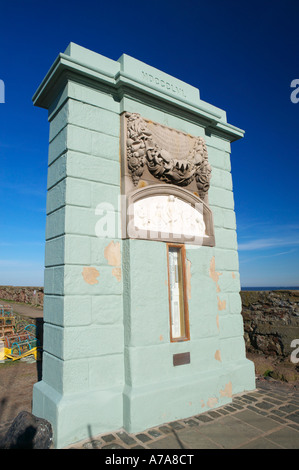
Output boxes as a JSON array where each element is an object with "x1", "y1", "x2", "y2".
[{"x1": 66, "y1": 378, "x2": 299, "y2": 450}]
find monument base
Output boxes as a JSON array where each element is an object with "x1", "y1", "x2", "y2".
[
  {"x1": 33, "y1": 358, "x2": 254, "y2": 448},
  {"x1": 32, "y1": 381, "x2": 123, "y2": 449},
  {"x1": 123, "y1": 358, "x2": 255, "y2": 433}
]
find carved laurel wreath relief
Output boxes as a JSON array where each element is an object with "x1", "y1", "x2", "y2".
[
  {"x1": 125, "y1": 112, "x2": 212, "y2": 200},
  {"x1": 123, "y1": 112, "x2": 215, "y2": 245}
]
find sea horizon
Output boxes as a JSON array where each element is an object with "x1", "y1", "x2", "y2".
[{"x1": 241, "y1": 286, "x2": 299, "y2": 291}]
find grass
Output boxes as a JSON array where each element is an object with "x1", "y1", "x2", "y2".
[{"x1": 263, "y1": 369, "x2": 274, "y2": 378}]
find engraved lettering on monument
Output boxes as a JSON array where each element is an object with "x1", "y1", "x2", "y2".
[
  {"x1": 141, "y1": 71, "x2": 187, "y2": 98},
  {"x1": 125, "y1": 113, "x2": 212, "y2": 200}
]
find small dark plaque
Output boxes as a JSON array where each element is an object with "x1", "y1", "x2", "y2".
[{"x1": 173, "y1": 352, "x2": 190, "y2": 366}]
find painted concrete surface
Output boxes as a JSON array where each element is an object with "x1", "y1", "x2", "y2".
[
  {"x1": 32, "y1": 43, "x2": 255, "y2": 448},
  {"x1": 65, "y1": 379, "x2": 299, "y2": 449}
]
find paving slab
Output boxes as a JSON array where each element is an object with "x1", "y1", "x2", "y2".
[
  {"x1": 175, "y1": 428, "x2": 222, "y2": 449},
  {"x1": 285, "y1": 413, "x2": 299, "y2": 424},
  {"x1": 238, "y1": 437, "x2": 283, "y2": 449},
  {"x1": 147, "y1": 434, "x2": 187, "y2": 449},
  {"x1": 190, "y1": 415, "x2": 261, "y2": 449},
  {"x1": 265, "y1": 427, "x2": 299, "y2": 449},
  {"x1": 232, "y1": 409, "x2": 280, "y2": 432}
]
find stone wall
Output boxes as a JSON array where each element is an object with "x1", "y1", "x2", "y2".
[
  {"x1": 241, "y1": 290, "x2": 299, "y2": 359},
  {"x1": 0, "y1": 286, "x2": 44, "y2": 307}
]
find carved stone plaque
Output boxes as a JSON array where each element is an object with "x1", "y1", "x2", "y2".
[
  {"x1": 124, "y1": 112, "x2": 212, "y2": 201},
  {"x1": 121, "y1": 112, "x2": 215, "y2": 246}
]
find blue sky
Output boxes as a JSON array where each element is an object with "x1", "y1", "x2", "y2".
[{"x1": 0, "y1": 0, "x2": 298, "y2": 287}]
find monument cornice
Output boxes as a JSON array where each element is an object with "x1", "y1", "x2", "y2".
[{"x1": 33, "y1": 49, "x2": 244, "y2": 142}]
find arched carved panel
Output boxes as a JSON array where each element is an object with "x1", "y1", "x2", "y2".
[{"x1": 125, "y1": 185, "x2": 215, "y2": 246}]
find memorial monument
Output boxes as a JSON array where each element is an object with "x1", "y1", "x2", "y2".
[{"x1": 32, "y1": 43, "x2": 255, "y2": 448}]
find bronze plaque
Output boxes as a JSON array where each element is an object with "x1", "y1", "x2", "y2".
[{"x1": 173, "y1": 352, "x2": 190, "y2": 366}]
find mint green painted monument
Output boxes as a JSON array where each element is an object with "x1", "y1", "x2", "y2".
[{"x1": 33, "y1": 43, "x2": 255, "y2": 448}]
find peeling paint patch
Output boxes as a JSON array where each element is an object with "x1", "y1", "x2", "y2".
[
  {"x1": 232, "y1": 272, "x2": 236, "y2": 279},
  {"x1": 220, "y1": 381, "x2": 232, "y2": 398},
  {"x1": 207, "y1": 397, "x2": 218, "y2": 408},
  {"x1": 105, "y1": 241, "x2": 121, "y2": 281},
  {"x1": 159, "y1": 335, "x2": 163, "y2": 341},
  {"x1": 112, "y1": 267, "x2": 121, "y2": 282},
  {"x1": 201, "y1": 400, "x2": 205, "y2": 408},
  {"x1": 104, "y1": 241, "x2": 121, "y2": 266},
  {"x1": 216, "y1": 314, "x2": 219, "y2": 330},
  {"x1": 214, "y1": 350, "x2": 222, "y2": 362},
  {"x1": 209, "y1": 256, "x2": 222, "y2": 292},
  {"x1": 82, "y1": 267, "x2": 99, "y2": 285},
  {"x1": 217, "y1": 296, "x2": 226, "y2": 311},
  {"x1": 186, "y1": 259, "x2": 191, "y2": 300}
]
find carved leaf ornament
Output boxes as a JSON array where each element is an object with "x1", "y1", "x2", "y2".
[{"x1": 126, "y1": 113, "x2": 212, "y2": 199}]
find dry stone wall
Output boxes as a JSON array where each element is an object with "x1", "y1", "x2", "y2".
[
  {"x1": 0, "y1": 286, "x2": 44, "y2": 307},
  {"x1": 241, "y1": 290, "x2": 299, "y2": 358}
]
